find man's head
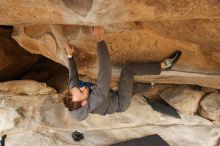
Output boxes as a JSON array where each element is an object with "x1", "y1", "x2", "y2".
[{"x1": 63, "y1": 86, "x2": 90, "y2": 111}]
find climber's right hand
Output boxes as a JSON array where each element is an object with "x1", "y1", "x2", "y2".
[
  {"x1": 63, "y1": 42, "x2": 75, "y2": 56},
  {"x1": 93, "y1": 26, "x2": 104, "y2": 42}
]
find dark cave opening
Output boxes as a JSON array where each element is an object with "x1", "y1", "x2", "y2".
[{"x1": 17, "y1": 57, "x2": 69, "y2": 93}]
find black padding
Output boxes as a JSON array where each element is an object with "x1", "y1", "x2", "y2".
[{"x1": 110, "y1": 134, "x2": 170, "y2": 146}]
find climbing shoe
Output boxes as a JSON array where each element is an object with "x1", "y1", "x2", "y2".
[{"x1": 162, "y1": 51, "x2": 182, "y2": 70}]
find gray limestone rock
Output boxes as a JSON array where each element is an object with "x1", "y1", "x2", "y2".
[
  {"x1": 160, "y1": 87, "x2": 205, "y2": 115},
  {"x1": 199, "y1": 93, "x2": 220, "y2": 122}
]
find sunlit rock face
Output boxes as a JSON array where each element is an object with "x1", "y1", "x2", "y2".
[{"x1": 0, "y1": 26, "x2": 39, "y2": 81}]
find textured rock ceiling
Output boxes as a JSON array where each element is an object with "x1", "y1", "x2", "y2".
[
  {"x1": 0, "y1": 0, "x2": 220, "y2": 87},
  {"x1": 0, "y1": 0, "x2": 220, "y2": 25}
]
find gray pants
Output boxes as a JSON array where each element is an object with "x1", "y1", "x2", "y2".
[{"x1": 116, "y1": 62, "x2": 161, "y2": 112}]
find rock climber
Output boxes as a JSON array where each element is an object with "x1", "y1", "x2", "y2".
[{"x1": 63, "y1": 26, "x2": 182, "y2": 121}]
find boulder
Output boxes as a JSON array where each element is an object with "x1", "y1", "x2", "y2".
[
  {"x1": 0, "y1": 107, "x2": 19, "y2": 132},
  {"x1": 0, "y1": 80, "x2": 57, "y2": 95},
  {"x1": 1, "y1": 92, "x2": 219, "y2": 146},
  {"x1": 160, "y1": 87, "x2": 205, "y2": 115},
  {"x1": 199, "y1": 93, "x2": 220, "y2": 122}
]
